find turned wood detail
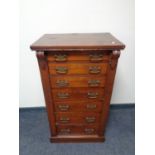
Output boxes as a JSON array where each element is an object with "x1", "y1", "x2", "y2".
[
  {"x1": 109, "y1": 50, "x2": 120, "y2": 69},
  {"x1": 112, "y1": 50, "x2": 121, "y2": 58},
  {"x1": 36, "y1": 51, "x2": 46, "y2": 70},
  {"x1": 36, "y1": 51, "x2": 44, "y2": 57}
]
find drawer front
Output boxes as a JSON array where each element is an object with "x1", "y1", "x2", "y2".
[
  {"x1": 54, "y1": 101, "x2": 102, "y2": 112},
  {"x1": 52, "y1": 88, "x2": 104, "y2": 102},
  {"x1": 55, "y1": 112, "x2": 100, "y2": 125},
  {"x1": 57, "y1": 125, "x2": 99, "y2": 135},
  {"x1": 48, "y1": 63, "x2": 108, "y2": 75},
  {"x1": 47, "y1": 53, "x2": 110, "y2": 62},
  {"x1": 48, "y1": 52, "x2": 108, "y2": 138},
  {"x1": 50, "y1": 75, "x2": 105, "y2": 88}
]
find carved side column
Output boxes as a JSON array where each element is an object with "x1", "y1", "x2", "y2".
[
  {"x1": 36, "y1": 51, "x2": 56, "y2": 136},
  {"x1": 99, "y1": 50, "x2": 121, "y2": 136}
]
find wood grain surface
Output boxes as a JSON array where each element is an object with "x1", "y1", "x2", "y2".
[
  {"x1": 32, "y1": 33, "x2": 125, "y2": 142},
  {"x1": 30, "y1": 33, "x2": 125, "y2": 51}
]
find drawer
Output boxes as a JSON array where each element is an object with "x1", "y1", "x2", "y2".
[
  {"x1": 48, "y1": 63, "x2": 108, "y2": 75},
  {"x1": 54, "y1": 101, "x2": 103, "y2": 112},
  {"x1": 57, "y1": 125, "x2": 99, "y2": 135},
  {"x1": 47, "y1": 52, "x2": 110, "y2": 62},
  {"x1": 50, "y1": 75, "x2": 106, "y2": 88},
  {"x1": 52, "y1": 88, "x2": 104, "y2": 102},
  {"x1": 55, "y1": 112, "x2": 100, "y2": 125}
]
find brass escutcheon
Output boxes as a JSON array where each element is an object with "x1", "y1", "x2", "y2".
[
  {"x1": 85, "y1": 117, "x2": 96, "y2": 123},
  {"x1": 86, "y1": 104, "x2": 97, "y2": 109},
  {"x1": 57, "y1": 93, "x2": 69, "y2": 99},
  {"x1": 84, "y1": 128, "x2": 95, "y2": 134},
  {"x1": 89, "y1": 54, "x2": 103, "y2": 62},
  {"x1": 56, "y1": 80, "x2": 69, "y2": 87},
  {"x1": 60, "y1": 117, "x2": 70, "y2": 123},
  {"x1": 88, "y1": 79, "x2": 100, "y2": 87},
  {"x1": 56, "y1": 67, "x2": 68, "y2": 74},
  {"x1": 58, "y1": 105, "x2": 70, "y2": 111},
  {"x1": 87, "y1": 92, "x2": 98, "y2": 99},
  {"x1": 54, "y1": 54, "x2": 67, "y2": 62},
  {"x1": 60, "y1": 129, "x2": 71, "y2": 134},
  {"x1": 89, "y1": 66, "x2": 101, "y2": 74}
]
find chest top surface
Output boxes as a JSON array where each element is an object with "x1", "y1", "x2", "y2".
[{"x1": 30, "y1": 33, "x2": 125, "y2": 51}]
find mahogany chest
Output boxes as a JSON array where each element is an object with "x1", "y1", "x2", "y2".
[{"x1": 30, "y1": 33, "x2": 125, "y2": 142}]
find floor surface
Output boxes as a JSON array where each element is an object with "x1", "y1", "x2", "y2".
[{"x1": 19, "y1": 106, "x2": 135, "y2": 155}]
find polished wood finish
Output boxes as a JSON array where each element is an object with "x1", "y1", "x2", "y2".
[
  {"x1": 54, "y1": 101, "x2": 102, "y2": 112},
  {"x1": 48, "y1": 63, "x2": 108, "y2": 75},
  {"x1": 50, "y1": 75, "x2": 106, "y2": 88},
  {"x1": 55, "y1": 112, "x2": 100, "y2": 125},
  {"x1": 36, "y1": 52, "x2": 57, "y2": 136},
  {"x1": 52, "y1": 88, "x2": 104, "y2": 102},
  {"x1": 50, "y1": 135, "x2": 105, "y2": 143},
  {"x1": 57, "y1": 125, "x2": 99, "y2": 135},
  {"x1": 30, "y1": 33, "x2": 125, "y2": 51},
  {"x1": 31, "y1": 33, "x2": 125, "y2": 142},
  {"x1": 47, "y1": 52, "x2": 110, "y2": 62}
]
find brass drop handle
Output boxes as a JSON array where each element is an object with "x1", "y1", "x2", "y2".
[
  {"x1": 56, "y1": 80, "x2": 69, "y2": 87},
  {"x1": 54, "y1": 54, "x2": 67, "y2": 62},
  {"x1": 87, "y1": 92, "x2": 98, "y2": 99},
  {"x1": 56, "y1": 67, "x2": 68, "y2": 74},
  {"x1": 88, "y1": 80, "x2": 100, "y2": 87},
  {"x1": 89, "y1": 54, "x2": 103, "y2": 62},
  {"x1": 58, "y1": 105, "x2": 70, "y2": 111},
  {"x1": 89, "y1": 66, "x2": 101, "y2": 74},
  {"x1": 85, "y1": 117, "x2": 96, "y2": 123},
  {"x1": 86, "y1": 104, "x2": 97, "y2": 109},
  {"x1": 57, "y1": 93, "x2": 69, "y2": 99},
  {"x1": 60, "y1": 117, "x2": 70, "y2": 123},
  {"x1": 84, "y1": 128, "x2": 95, "y2": 134},
  {"x1": 60, "y1": 129, "x2": 71, "y2": 134}
]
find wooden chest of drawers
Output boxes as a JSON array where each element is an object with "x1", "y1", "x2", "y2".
[{"x1": 30, "y1": 33, "x2": 125, "y2": 142}]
